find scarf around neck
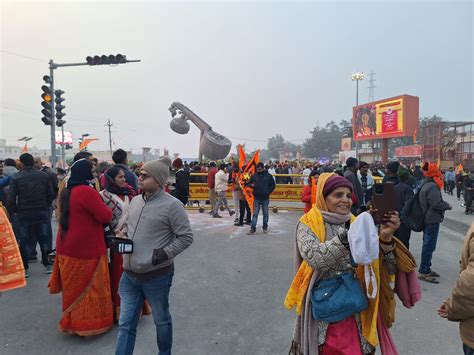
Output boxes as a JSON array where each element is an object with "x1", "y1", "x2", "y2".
[{"x1": 423, "y1": 162, "x2": 444, "y2": 189}]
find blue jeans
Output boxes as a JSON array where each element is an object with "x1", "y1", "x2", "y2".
[
  {"x1": 464, "y1": 344, "x2": 474, "y2": 355},
  {"x1": 116, "y1": 271, "x2": 174, "y2": 355},
  {"x1": 16, "y1": 210, "x2": 50, "y2": 269},
  {"x1": 251, "y1": 199, "x2": 269, "y2": 231},
  {"x1": 419, "y1": 223, "x2": 440, "y2": 274}
]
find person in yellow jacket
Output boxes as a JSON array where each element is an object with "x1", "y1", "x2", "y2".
[{"x1": 438, "y1": 223, "x2": 474, "y2": 355}]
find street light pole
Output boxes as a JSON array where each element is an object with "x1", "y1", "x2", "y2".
[{"x1": 351, "y1": 71, "x2": 364, "y2": 159}]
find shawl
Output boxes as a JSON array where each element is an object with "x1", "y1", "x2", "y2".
[
  {"x1": 285, "y1": 172, "x2": 383, "y2": 349},
  {"x1": 100, "y1": 190, "x2": 130, "y2": 233}
]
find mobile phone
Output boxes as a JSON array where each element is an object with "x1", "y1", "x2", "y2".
[{"x1": 371, "y1": 182, "x2": 398, "y2": 224}]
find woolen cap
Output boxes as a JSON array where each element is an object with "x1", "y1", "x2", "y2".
[
  {"x1": 323, "y1": 175, "x2": 353, "y2": 197},
  {"x1": 142, "y1": 157, "x2": 172, "y2": 187}
]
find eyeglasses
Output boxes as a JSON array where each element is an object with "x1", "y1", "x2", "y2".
[{"x1": 138, "y1": 173, "x2": 151, "y2": 180}]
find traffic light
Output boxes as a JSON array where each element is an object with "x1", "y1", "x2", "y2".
[
  {"x1": 86, "y1": 54, "x2": 127, "y2": 65},
  {"x1": 55, "y1": 89, "x2": 66, "y2": 127},
  {"x1": 41, "y1": 76, "x2": 53, "y2": 125}
]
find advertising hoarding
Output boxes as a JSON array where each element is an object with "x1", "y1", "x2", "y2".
[
  {"x1": 55, "y1": 131, "x2": 73, "y2": 145},
  {"x1": 352, "y1": 95, "x2": 419, "y2": 141}
]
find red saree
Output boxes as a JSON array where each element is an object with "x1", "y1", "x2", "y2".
[{"x1": 48, "y1": 254, "x2": 113, "y2": 336}]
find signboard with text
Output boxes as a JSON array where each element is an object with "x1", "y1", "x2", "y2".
[
  {"x1": 394, "y1": 145, "x2": 422, "y2": 158},
  {"x1": 352, "y1": 95, "x2": 419, "y2": 141}
]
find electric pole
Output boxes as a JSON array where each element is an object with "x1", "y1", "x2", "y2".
[
  {"x1": 367, "y1": 69, "x2": 376, "y2": 103},
  {"x1": 106, "y1": 119, "x2": 113, "y2": 158}
]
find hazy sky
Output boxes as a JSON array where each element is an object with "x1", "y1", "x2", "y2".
[{"x1": 1, "y1": 0, "x2": 472, "y2": 157}]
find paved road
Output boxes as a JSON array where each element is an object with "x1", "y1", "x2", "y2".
[{"x1": 0, "y1": 209, "x2": 470, "y2": 355}]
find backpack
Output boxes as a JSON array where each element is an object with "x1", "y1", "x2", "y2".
[{"x1": 401, "y1": 188, "x2": 425, "y2": 232}]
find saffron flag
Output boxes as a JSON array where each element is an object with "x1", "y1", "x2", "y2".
[
  {"x1": 239, "y1": 150, "x2": 260, "y2": 214},
  {"x1": 79, "y1": 138, "x2": 99, "y2": 151},
  {"x1": 238, "y1": 144, "x2": 247, "y2": 170}
]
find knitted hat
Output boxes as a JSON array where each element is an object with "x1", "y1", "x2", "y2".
[
  {"x1": 172, "y1": 158, "x2": 183, "y2": 169},
  {"x1": 323, "y1": 175, "x2": 353, "y2": 197},
  {"x1": 142, "y1": 157, "x2": 172, "y2": 187},
  {"x1": 346, "y1": 157, "x2": 358, "y2": 168}
]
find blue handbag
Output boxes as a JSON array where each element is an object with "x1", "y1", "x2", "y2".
[{"x1": 311, "y1": 271, "x2": 368, "y2": 323}]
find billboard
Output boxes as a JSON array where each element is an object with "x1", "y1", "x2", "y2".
[
  {"x1": 352, "y1": 95, "x2": 419, "y2": 141},
  {"x1": 339, "y1": 150, "x2": 356, "y2": 163},
  {"x1": 55, "y1": 131, "x2": 73, "y2": 145},
  {"x1": 341, "y1": 137, "x2": 352, "y2": 151}
]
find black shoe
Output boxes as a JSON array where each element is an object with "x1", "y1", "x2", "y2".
[
  {"x1": 230, "y1": 211, "x2": 235, "y2": 217},
  {"x1": 234, "y1": 222, "x2": 244, "y2": 226},
  {"x1": 29, "y1": 256, "x2": 39, "y2": 263},
  {"x1": 244, "y1": 221, "x2": 251, "y2": 225},
  {"x1": 213, "y1": 214, "x2": 222, "y2": 218},
  {"x1": 247, "y1": 229, "x2": 256, "y2": 235}
]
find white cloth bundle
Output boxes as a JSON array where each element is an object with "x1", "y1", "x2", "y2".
[{"x1": 348, "y1": 212, "x2": 379, "y2": 299}]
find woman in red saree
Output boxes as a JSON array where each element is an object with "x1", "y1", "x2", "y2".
[{"x1": 49, "y1": 159, "x2": 114, "y2": 336}]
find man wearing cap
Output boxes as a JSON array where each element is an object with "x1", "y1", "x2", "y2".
[
  {"x1": 343, "y1": 157, "x2": 363, "y2": 215},
  {"x1": 115, "y1": 157, "x2": 193, "y2": 355}
]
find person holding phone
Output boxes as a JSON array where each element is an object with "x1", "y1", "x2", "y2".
[{"x1": 286, "y1": 173, "x2": 411, "y2": 355}]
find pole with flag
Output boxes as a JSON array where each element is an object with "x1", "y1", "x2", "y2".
[{"x1": 239, "y1": 149, "x2": 260, "y2": 214}]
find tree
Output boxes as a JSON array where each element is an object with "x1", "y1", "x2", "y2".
[
  {"x1": 267, "y1": 134, "x2": 285, "y2": 159},
  {"x1": 302, "y1": 121, "x2": 344, "y2": 159}
]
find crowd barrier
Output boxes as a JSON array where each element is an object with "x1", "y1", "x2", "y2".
[{"x1": 184, "y1": 173, "x2": 384, "y2": 213}]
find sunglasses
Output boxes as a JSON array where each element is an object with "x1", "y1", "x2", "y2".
[{"x1": 138, "y1": 172, "x2": 151, "y2": 180}]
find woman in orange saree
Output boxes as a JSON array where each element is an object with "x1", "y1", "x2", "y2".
[{"x1": 48, "y1": 159, "x2": 114, "y2": 336}]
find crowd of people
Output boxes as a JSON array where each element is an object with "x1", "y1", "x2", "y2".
[{"x1": 0, "y1": 150, "x2": 473, "y2": 355}]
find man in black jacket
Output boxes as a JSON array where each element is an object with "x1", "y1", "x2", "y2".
[
  {"x1": 172, "y1": 158, "x2": 190, "y2": 205},
  {"x1": 8, "y1": 153, "x2": 54, "y2": 276},
  {"x1": 344, "y1": 157, "x2": 364, "y2": 215},
  {"x1": 247, "y1": 163, "x2": 276, "y2": 234}
]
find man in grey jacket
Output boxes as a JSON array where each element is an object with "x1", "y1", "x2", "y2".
[
  {"x1": 418, "y1": 165, "x2": 452, "y2": 283},
  {"x1": 115, "y1": 157, "x2": 193, "y2": 355}
]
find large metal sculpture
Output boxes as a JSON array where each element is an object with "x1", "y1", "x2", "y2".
[{"x1": 169, "y1": 102, "x2": 232, "y2": 161}]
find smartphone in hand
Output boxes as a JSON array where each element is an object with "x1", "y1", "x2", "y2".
[{"x1": 371, "y1": 182, "x2": 398, "y2": 224}]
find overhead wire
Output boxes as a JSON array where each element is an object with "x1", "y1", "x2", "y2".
[{"x1": 0, "y1": 50, "x2": 47, "y2": 63}]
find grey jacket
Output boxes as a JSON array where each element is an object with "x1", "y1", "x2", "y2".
[
  {"x1": 123, "y1": 189, "x2": 193, "y2": 274},
  {"x1": 419, "y1": 178, "x2": 451, "y2": 225}
]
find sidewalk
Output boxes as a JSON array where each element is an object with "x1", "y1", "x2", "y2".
[{"x1": 441, "y1": 191, "x2": 472, "y2": 235}]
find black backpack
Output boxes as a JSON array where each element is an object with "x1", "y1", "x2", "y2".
[{"x1": 401, "y1": 188, "x2": 425, "y2": 232}]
